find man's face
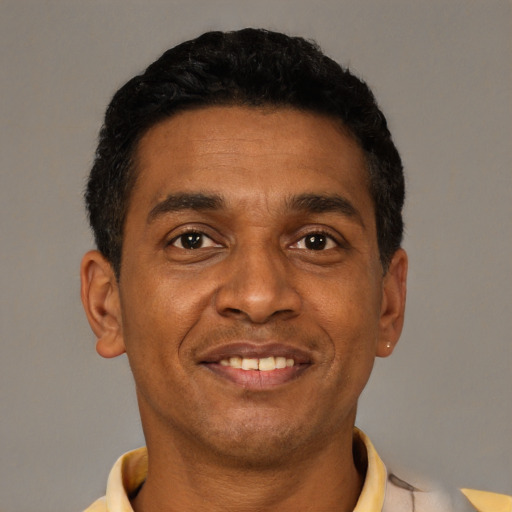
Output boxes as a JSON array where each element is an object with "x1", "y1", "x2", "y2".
[{"x1": 107, "y1": 106, "x2": 405, "y2": 464}]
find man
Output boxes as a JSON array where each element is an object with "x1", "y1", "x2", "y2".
[{"x1": 80, "y1": 29, "x2": 510, "y2": 512}]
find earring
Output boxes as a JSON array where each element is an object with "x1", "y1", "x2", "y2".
[{"x1": 385, "y1": 342, "x2": 391, "y2": 349}]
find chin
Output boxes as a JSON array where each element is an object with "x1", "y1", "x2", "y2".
[
  {"x1": 191, "y1": 412, "x2": 330, "y2": 470},
  {"x1": 207, "y1": 433, "x2": 301, "y2": 470}
]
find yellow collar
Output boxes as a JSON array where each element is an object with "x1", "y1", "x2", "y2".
[
  {"x1": 93, "y1": 428, "x2": 386, "y2": 511},
  {"x1": 85, "y1": 429, "x2": 511, "y2": 512}
]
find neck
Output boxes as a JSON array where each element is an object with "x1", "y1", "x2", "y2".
[{"x1": 132, "y1": 422, "x2": 364, "y2": 512}]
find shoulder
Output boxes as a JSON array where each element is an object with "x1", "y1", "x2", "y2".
[
  {"x1": 461, "y1": 488, "x2": 512, "y2": 512},
  {"x1": 384, "y1": 472, "x2": 512, "y2": 512},
  {"x1": 355, "y1": 429, "x2": 512, "y2": 512}
]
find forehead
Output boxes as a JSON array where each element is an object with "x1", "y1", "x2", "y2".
[{"x1": 130, "y1": 106, "x2": 372, "y2": 217}]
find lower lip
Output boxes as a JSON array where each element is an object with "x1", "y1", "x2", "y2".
[{"x1": 202, "y1": 363, "x2": 310, "y2": 389}]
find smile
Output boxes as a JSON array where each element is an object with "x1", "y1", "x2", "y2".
[
  {"x1": 199, "y1": 343, "x2": 313, "y2": 389},
  {"x1": 219, "y1": 356, "x2": 295, "y2": 371}
]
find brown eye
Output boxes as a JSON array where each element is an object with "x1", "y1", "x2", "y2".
[
  {"x1": 171, "y1": 232, "x2": 219, "y2": 250},
  {"x1": 292, "y1": 232, "x2": 338, "y2": 251},
  {"x1": 180, "y1": 233, "x2": 203, "y2": 249},
  {"x1": 304, "y1": 234, "x2": 328, "y2": 250}
]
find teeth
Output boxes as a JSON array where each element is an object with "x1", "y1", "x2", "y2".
[
  {"x1": 258, "y1": 357, "x2": 275, "y2": 371},
  {"x1": 241, "y1": 358, "x2": 259, "y2": 370},
  {"x1": 229, "y1": 356, "x2": 242, "y2": 368},
  {"x1": 218, "y1": 356, "x2": 295, "y2": 370},
  {"x1": 275, "y1": 356, "x2": 287, "y2": 369}
]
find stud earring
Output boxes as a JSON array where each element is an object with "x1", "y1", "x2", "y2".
[{"x1": 385, "y1": 342, "x2": 391, "y2": 349}]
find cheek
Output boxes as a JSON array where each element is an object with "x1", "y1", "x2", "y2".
[
  {"x1": 118, "y1": 274, "x2": 208, "y2": 414},
  {"x1": 119, "y1": 270, "x2": 216, "y2": 363},
  {"x1": 313, "y1": 271, "x2": 382, "y2": 334},
  {"x1": 312, "y1": 273, "x2": 382, "y2": 372}
]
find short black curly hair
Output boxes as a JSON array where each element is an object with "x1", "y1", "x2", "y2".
[{"x1": 86, "y1": 28, "x2": 404, "y2": 277}]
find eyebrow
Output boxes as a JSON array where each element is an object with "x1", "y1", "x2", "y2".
[
  {"x1": 147, "y1": 191, "x2": 364, "y2": 228},
  {"x1": 147, "y1": 193, "x2": 224, "y2": 223},
  {"x1": 287, "y1": 193, "x2": 365, "y2": 228}
]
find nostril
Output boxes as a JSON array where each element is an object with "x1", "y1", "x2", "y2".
[
  {"x1": 214, "y1": 270, "x2": 302, "y2": 323},
  {"x1": 271, "y1": 309, "x2": 294, "y2": 318},
  {"x1": 225, "y1": 307, "x2": 243, "y2": 315}
]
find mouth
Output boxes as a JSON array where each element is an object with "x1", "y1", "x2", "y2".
[{"x1": 198, "y1": 343, "x2": 313, "y2": 389}]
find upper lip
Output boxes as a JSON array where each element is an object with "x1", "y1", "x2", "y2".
[{"x1": 198, "y1": 343, "x2": 314, "y2": 365}]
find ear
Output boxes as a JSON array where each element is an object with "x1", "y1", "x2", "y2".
[
  {"x1": 376, "y1": 248, "x2": 408, "y2": 357},
  {"x1": 80, "y1": 250, "x2": 126, "y2": 358}
]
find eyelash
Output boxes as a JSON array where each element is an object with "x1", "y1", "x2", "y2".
[
  {"x1": 292, "y1": 230, "x2": 341, "y2": 251},
  {"x1": 167, "y1": 228, "x2": 343, "y2": 251},
  {"x1": 168, "y1": 229, "x2": 220, "y2": 250}
]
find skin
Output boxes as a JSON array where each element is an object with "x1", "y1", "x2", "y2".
[{"x1": 81, "y1": 106, "x2": 407, "y2": 512}]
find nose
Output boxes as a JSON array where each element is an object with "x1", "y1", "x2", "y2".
[{"x1": 214, "y1": 243, "x2": 302, "y2": 324}]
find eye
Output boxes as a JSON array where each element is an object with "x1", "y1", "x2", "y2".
[
  {"x1": 170, "y1": 231, "x2": 220, "y2": 250},
  {"x1": 293, "y1": 232, "x2": 339, "y2": 251}
]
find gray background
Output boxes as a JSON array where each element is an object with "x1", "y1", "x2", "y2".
[{"x1": 1, "y1": 1, "x2": 510, "y2": 511}]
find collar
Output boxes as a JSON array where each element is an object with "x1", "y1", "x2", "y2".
[{"x1": 99, "y1": 428, "x2": 387, "y2": 511}]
